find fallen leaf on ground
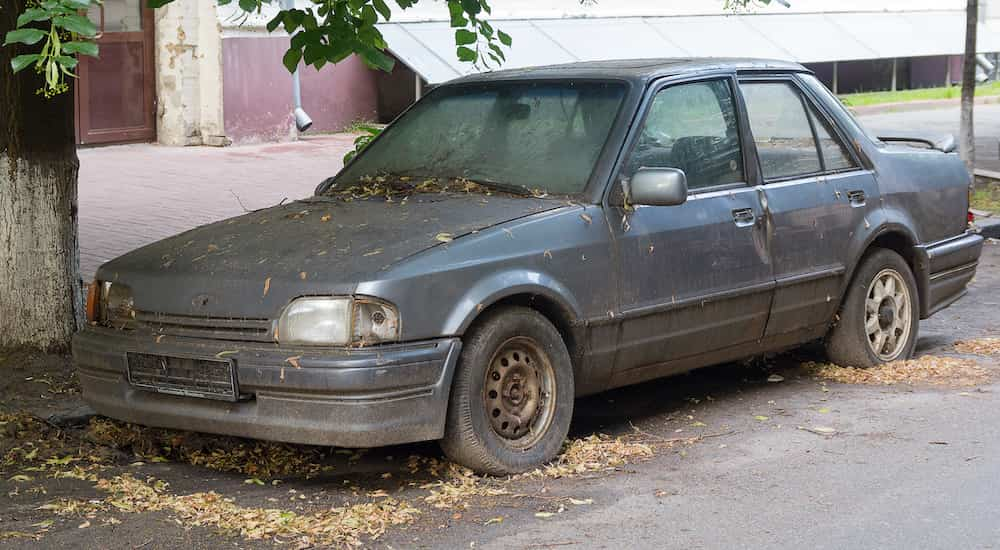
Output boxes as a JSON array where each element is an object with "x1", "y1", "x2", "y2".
[
  {"x1": 802, "y1": 355, "x2": 989, "y2": 387},
  {"x1": 953, "y1": 337, "x2": 1000, "y2": 355}
]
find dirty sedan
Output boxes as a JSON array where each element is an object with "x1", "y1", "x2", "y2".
[{"x1": 74, "y1": 59, "x2": 984, "y2": 474}]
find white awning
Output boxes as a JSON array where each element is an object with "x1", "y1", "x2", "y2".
[{"x1": 379, "y1": 11, "x2": 1000, "y2": 84}]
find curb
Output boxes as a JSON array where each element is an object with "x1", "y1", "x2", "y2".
[{"x1": 849, "y1": 95, "x2": 1000, "y2": 116}]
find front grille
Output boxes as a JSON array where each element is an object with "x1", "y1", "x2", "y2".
[
  {"x1": 129, "y1": 311, "x2": 273, "y2": 342},
  {"x1": 127, "y1": 352, "x2": 239, "y2": 401}
]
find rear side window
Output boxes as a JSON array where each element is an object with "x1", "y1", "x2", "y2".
[
  {"x1": 808, "y1": 107, "x2": 858, "y2": 172},
  {"x1": 741, "y1": 82, "x2": 822, "y2": 180},
  {"x1": 622, "y1": 79, "x2": 744, "y2": 190}
]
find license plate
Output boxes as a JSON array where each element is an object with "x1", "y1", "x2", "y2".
[{"x1": 126, "y1": 353, "x2": 239, "y2": 402}]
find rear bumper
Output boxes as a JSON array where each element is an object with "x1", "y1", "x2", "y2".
[
  {"x1": 914, "y1": 231, "x2": 984, "y2": 318},
  {"x1": 72, "y1": 327, "x2": 461, "y2": 448}
]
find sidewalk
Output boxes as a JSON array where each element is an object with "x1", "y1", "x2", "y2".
[{"x1": 77, "y1": 134, "x2": 356, "y2": 278}]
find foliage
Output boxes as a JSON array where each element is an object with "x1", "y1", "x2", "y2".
[
  {"x1": 2, "y1": 0, "x2": 99, "y2": 97},
  {"x1": 839, "y1": 81, "x2": 1000, "y2": 108},
  {"x1": 343, "y1": 122, "x2": 382, "y2": 164},
  {"x1": 7, "y1": 0, "x2": 509, "y2": 96}
]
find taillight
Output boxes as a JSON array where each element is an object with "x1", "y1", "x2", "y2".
[
  {"x1": 968, "y1": 210, "x2": 976, "y2": 224},
  {"x1": 85, "y1": 280, "x2": 100, "y2": 322}
]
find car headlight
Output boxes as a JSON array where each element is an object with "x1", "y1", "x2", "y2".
[
  {"x1": 90, "y1": 281, "x2": 134, "y2": 325},
  {"x1": 276, "y1": 296, "x2": 400, "y2": 347}
]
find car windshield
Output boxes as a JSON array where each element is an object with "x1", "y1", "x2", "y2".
[{"x1": 332, "y1": 80, "x2": 627, "y2": 196}]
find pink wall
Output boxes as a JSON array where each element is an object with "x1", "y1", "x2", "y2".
[{"x1": 222, "y1": 37, "x2": 378, "y2": 143}]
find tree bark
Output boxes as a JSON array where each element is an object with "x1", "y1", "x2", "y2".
[
  {"x1": 1, "y1": 0, "x2": 83, "y2": 352},
  {"x1": 960, "y1": 0, "x2": 978, "y2": 177}
]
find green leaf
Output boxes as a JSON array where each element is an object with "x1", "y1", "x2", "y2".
[
  {"x1": 460, "y1": 0, "x2": 482, "y2": 16},
  {"x1": 497, "y1": 29, "x2": 512, "y2": 46},
  {"x1": 10, "y1": 54, "x2": 41, "y2": 73},
  {"x1": 4, "y1": 28, "x2": 46, "y2": 46},
  {"x1": 266, "y1": 14, "x2": 283, "y2": 33},
  {"x1": 454, "y1": 29, "x2": 477, "y2": 45},
  {"x1": 361, "y1": 4, "x2": 377, "y2": 26},
  {"x1": 358, "y1": 45, "x2": 395, "y2": 72},
  {"x1": 55, "y1": 55, "x2": 78, "y2": 69},
  {"x1": 53, "y1": 15, "x2": 98, "y2": 37},
  {"x1": 372, "y1": 0, "x2": 392, "y2": 21},
  {"x1": 62, "y1": 41, "x2": 99, "y2": 57},
  {"x1": 16, "y1": 8, "x2": 51, "y2": 29},
  {"x1": 147, "y1": 0, "x2": 175, "y2": 8},
  {"x1": 447, "y1": 1, "x2": 467, "y2": 27},
  {"x1": 282, "y1": 47, "x2": 302, "y2": 73},
  {"x1": 238, "y1": 0, "x2": 259, "y2": 12},
  {"x1": 456, "y1": 45, "x2": 477, "y2": 63}
]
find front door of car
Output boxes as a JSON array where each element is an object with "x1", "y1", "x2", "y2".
[
  {"x1": 606, "y1": 76, "x2": 774, "y2": 381},
  {"x1": 738, "y1": 77, "x2": 880, "y2": 337}
]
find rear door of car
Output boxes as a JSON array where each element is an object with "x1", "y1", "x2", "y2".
[
  {"x1": 605, "y1": 73, "x2": 774, "y2": 384},
  {"x1": 737, "y1": 74, "x2": 880, "y2": 337}
]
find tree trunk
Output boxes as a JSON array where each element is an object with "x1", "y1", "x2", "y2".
[
  {"x1": 960, "y1": 0, "x2": 978, "y2": 177},
  {"x1": 1, "y1": 0, "x2": 83, "y2": 352}
]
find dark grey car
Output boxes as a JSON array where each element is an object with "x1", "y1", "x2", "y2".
[{"x1": 74, "y1": 59, "x2": 984, "y2": 474}]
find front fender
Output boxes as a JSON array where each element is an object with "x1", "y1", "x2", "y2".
[{"x1": 441, "y1": 269, "x2": 583, "y2": 336}]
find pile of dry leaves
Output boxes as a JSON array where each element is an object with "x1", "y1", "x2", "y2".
[
  {"x1": 86, "y1": 418, "x2": 329, "y2": 478},
  {"x1": 89, "y1": 474, "x2": 420, "y2": 547},
  {"x1": 953, "y1": 337, "x2": 1000, "y2": 356},
  {"x1": 802, "y1": 355, "x2": 989, "y2": 387}
]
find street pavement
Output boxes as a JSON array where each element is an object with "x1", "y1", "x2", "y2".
[
  {"x1": 77, "y1": 134, "x2": 355, "y2": 279},
  {"x1": 76, "y1": 104, "x2": 1000, "y2": 279},
  {"x1": 856, "y1": 103, "x2": 1000, "y2": 172}
]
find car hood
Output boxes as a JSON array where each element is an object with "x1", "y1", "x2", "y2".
[{"x1": 97, "y1": 193, "x2": 563, "y2": 318}]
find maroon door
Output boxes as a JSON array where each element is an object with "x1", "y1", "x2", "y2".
[{"x1": 75, "y1": 0, "x2": 156, "y2": 145}]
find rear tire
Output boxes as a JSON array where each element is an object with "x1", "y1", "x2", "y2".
[
  {"x1": 825, "y1": 248, "x2": 919, "y2": 368},
  {"x1": 440, "y1": 306, "x2": 574, "y2": 475}
]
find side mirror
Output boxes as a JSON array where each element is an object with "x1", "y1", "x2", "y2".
[{"x1": 629, "y1": 167, "x2": 688, "y2": 207}]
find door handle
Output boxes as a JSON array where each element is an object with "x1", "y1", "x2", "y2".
[
  {"x1": 732, "y1": 208, "x2": 756, "y2": 227},
  {"x1": 847, "y1": 189, "x2": 866, "y2": 207}
]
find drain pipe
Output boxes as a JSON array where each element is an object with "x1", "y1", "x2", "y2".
[{"x1": 282, "y1": 0, "x2": 312, "y2": 132}]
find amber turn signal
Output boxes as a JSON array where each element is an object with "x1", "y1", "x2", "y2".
[{"x1": 85, "y1": 280, "x2": 99, "y2": 323}]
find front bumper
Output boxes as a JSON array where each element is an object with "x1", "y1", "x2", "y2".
[{"x1": 72, "y1": 327, "x2": 461, "y2": 448}]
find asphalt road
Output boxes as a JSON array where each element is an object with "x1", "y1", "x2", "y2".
[
  {"x1": 416, "y1": 243, "x2": 1000, "y2": 549},
  {"x1": 856, "y1": 103, "x2": 1000, "y2": 172}
]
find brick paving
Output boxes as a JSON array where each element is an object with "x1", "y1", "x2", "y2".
[{"x1": 77, "y1": 134, "x2": 356, "y2": 278}]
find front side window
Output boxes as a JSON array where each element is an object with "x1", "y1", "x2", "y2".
[
  {"x1": 808, "y1": 107, "x2": 858, "y2": 172},
  {"x1": 333, "y1": 81, "x2": 626, "y2": 196},
  {"x1": 741, "y1": 82, "x2": 823, "y2": 181},
  {"x1": 622, "y1": 79, "x2": 744, "y2": 190}
]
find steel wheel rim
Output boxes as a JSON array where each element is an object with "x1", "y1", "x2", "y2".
[
  {"x1": 483, "y1": 336, "x2": 556, "y2": 449},
  {"x1": 864, "y1": 268, "x2": 912, "y2": 361}
]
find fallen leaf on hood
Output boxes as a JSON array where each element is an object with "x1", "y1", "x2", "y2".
[
  {"x1": 285, "y1": 356, "x2": 302, "y2": 369},
  {"x1": 262, "y1": 277, "x2": 271, "y2": 297},
  {"x1": 543, "y1": 250, "x2": 553, "y2": 259},
  {"x1": 320, "y1": 214, "x2": 331, "y2": 222},
  {"x1": 534, "y1": 512, "x2": 554, "y2": 519},
  {"x1": 299, "y1": 271, "x2": 307, "y2": 280},
  {"x1": 580, "y1": 213, "x2": 593, "y2": 224},
  {"x1": 364, "y1": 248, "x2": 383, "y2": 257},
  {"x1": 435, "y1": 233, "x2": 454, "y2": 243}
]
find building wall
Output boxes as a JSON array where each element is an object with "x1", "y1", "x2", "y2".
[
  {"x1": 154, "y1": 0, "x2": 226, "y2": 146},
  {"x1": 221, "y1": 37, "x2": 379, "y2": 143}
]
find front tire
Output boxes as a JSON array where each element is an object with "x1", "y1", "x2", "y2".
[
  {"x1": 825, "y1": 248, "x2": 920, "y2": 368},
  {"x1": 440, "y1": 306, "x2": 574, "y2": 475}
]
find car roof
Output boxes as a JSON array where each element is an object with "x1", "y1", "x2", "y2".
[{"x1": 450, "y1": 58, "x2": 808, "y2": 85}]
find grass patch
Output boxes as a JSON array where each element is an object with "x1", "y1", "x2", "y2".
[
  {"x1": 971, "y1": 184, "x2": 1000, "y2": 214},
  {"x1": 839, "y1": 81, "x2": 1000, "y2": 107}
]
